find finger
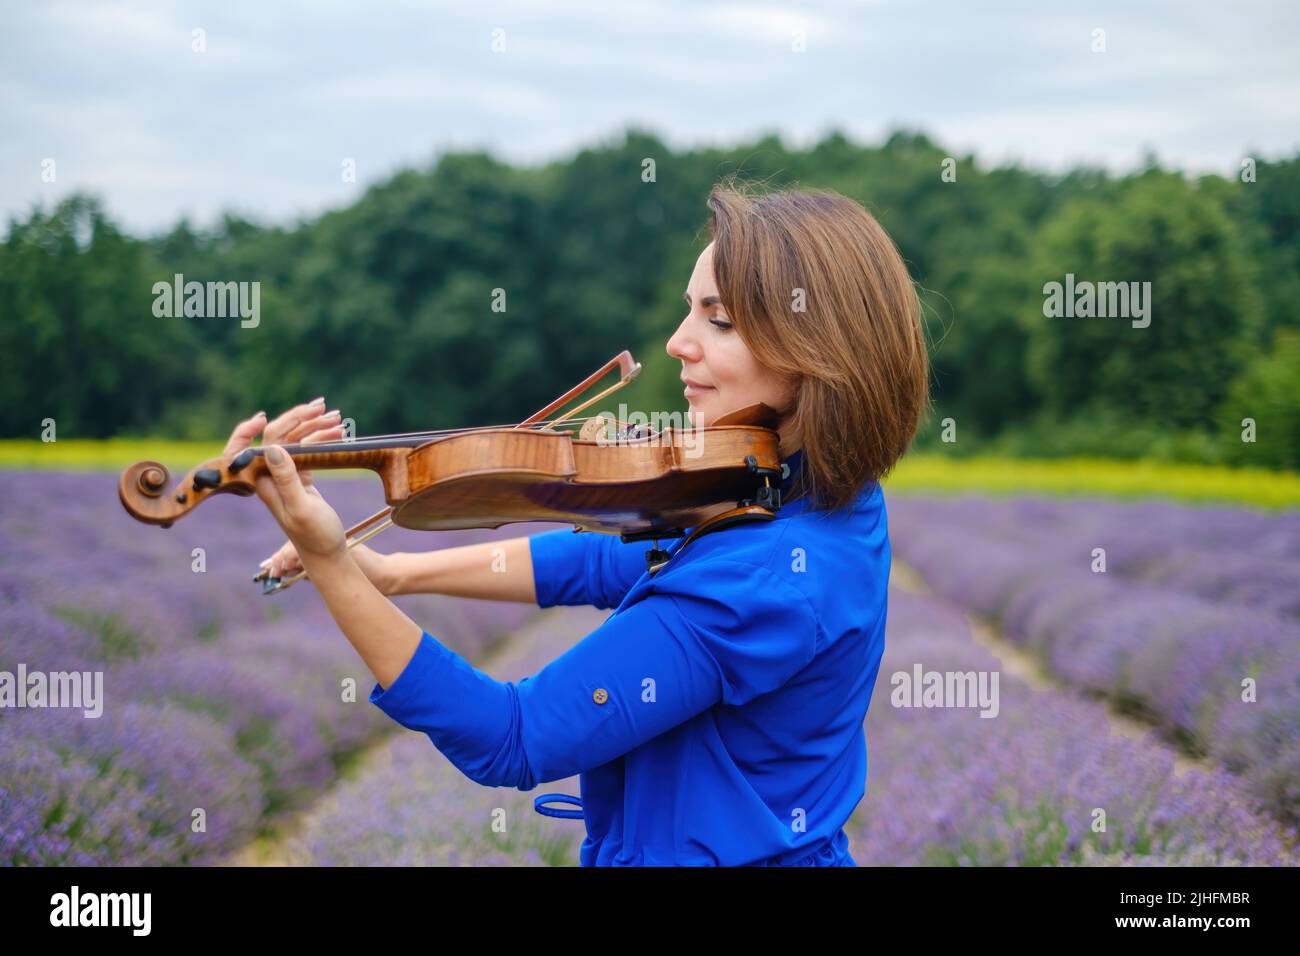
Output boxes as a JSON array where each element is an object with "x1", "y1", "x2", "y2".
[
  {"x1": 264, "y1": 398, "x2": 326, "y2": 444},
  {"x1": 301, "y1": 425, "x2": 345, "y2": 448},
  {"x1": 261, "y1": 445, "x2": 309, "y2": 515},
  {"x1": 254, "y1": 471, "x2": 289, "y2": 528},
  {"x1": 260, "y1": 542, "x2": 301, "y2": 579},
  {"x1": 221, "y1": 411, "x2": 268, "y2": 457},
  {"x1": 264, "y1": 552, "x2": 302, "y2": 578},
  {"x1": 286, "y1": 410, "x2": 342, "y2": 445},
  {"x1": 295, "y1": 423, "x2": 344, "y2": 488},
  {"x1": 302, "y1": 417, "x2": 344, "y2": 440}
]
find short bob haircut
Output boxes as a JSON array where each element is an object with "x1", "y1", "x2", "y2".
[{"x1": 705, "y1": 179, "x2": 930, "y2": 513}]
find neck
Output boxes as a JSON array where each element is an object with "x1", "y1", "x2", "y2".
[{"x1": 776, "y1": 417, "x2": 800, "y2": 458}]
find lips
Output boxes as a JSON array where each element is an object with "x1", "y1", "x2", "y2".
[{"x1": 682, "y1": 376, "x2": 714, "y2": 398}]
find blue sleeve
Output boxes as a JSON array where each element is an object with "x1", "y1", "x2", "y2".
[
  {"x1": 367, "y1": 559, "x2": 819, "y2": 788},
  {"x1": 528, "y1": 527, "x2": 652, "y2": 610}
]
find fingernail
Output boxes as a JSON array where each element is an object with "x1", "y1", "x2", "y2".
[
  {"x1": 259, "y1": 558, "x2": 272, "y2": 567},
  {"x1": 310, "y1": 396, "x2": 325, "y2": 406},
  {"x1": 266, "y1": 445, "x2": 284, "y2": 464},
  {"x1": 327, "y1": 408, "x2": 340, "y2": 418}
]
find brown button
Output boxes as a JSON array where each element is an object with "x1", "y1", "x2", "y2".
[{"x1": 592, "y1": 688, "x2": 608, "y2": 704}]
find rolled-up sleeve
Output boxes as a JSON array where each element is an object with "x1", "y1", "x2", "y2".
[
  {"x1": 528, "y1": 528, "x2": 652, "y2": 609},
  {"x1": 368, "y1": 559, "x2": 819, "y2": 788}
]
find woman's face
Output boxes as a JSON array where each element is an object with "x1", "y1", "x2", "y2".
[{"x1": 666, "y1": 242, "x2": 798, "y2": 445}]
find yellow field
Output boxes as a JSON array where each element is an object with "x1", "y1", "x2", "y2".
[
  {"x1": 2, "y1": 440, "x2": 1296, "y2": 508},
  {"x1": 886, "y1": 455, "x2": 1299, "y2": 509},
  {"x1": 0, "y1": 439, "x2": 225, "y2": 470},
  {"x1": 0, "y1": 439, "x2": 378, "y2": 480}
]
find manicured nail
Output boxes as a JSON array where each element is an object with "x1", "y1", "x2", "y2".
[
  {"x1": 266, "y1": 446, "x2": 284, "y2": 464},
  {"x1": 327, "y1": 408, "x2": 340, "y2": 418},
  {"x1": 259, "y1": 558, "x2": 272, "y2": 567},
  {"x1": 310, "y1": 396, "x2": 325, "y2": 406}
]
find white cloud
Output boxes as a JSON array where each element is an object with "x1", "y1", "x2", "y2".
[{"x1": 2, "y1": 0, "x2": 1297, "y2": 233}]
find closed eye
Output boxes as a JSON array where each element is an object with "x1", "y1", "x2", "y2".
[{"x1": 709, "y1": 317, "x2": 733, "y2": 331}]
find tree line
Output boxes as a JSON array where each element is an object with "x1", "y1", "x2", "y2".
[{"x1": 2, "y1": 128, "x2": 1296, "y2": 469}]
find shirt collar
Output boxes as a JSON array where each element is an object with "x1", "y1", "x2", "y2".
[{"x1": 779, "y1": 448, "x2": 803, "y2": 498}]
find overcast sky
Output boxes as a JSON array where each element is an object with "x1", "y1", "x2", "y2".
[{"x1": 3, "y1": 0, "x2": 1297, "y2": 235}]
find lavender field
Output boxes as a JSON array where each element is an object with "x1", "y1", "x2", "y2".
[
  {"x1": 286, "y1": 586, "x2": 1294, "y2": 866},
  {"x1": 280, "y1": 606, "x2": 606, "y2": 866},
  {"x1": 849, "y1": 588, "x2": 1293, "y2": 865},
  {"x1": 888, "y1": 495, "x2": 1300, "y2": 829},
  {"x1": 0, "y1": 471, "x2": 544, "y2": 865},
  {"x1": 2, "y1": 473, "x2": 1296, "y2": 866}
]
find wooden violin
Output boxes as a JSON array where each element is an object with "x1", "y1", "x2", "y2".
[{"x1": 119, "y1": 352, "x2": 787, "y2": 590}]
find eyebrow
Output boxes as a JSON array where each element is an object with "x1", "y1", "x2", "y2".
[{"x1": 683, "y1": 292, "x2": 722, "y2": 307}]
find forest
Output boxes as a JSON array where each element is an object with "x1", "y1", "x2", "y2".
[{"x1": 2, "y1": 128, "x2": 1296, "y2": 469}]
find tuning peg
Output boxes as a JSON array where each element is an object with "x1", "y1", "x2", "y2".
[{"x1": 192, "y1": 468, "x2": 222, "y2": 490}]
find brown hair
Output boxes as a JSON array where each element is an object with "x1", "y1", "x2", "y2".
[{"x1": 706, "y1": 179, "x2": 930, "y2": 512}]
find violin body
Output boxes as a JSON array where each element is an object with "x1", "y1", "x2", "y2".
[{"x1": 393, "y1": 421, "x2": 779, "y2": 534}]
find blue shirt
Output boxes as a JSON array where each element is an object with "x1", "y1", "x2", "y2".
[{"x1": 368, "y1": 450, "x2": 891, "y2": 866}]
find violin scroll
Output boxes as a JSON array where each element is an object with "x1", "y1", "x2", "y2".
[
  {"x1": 119, "y1": 454, "x2": 260, "y2": 527},
  {"x1": 120, "y1": 444, "x2": 411, "y2": 528}
]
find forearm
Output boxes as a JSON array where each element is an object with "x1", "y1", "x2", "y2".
[
  {"x1": 385, "y1": 536, "x2": 537, "y2": 603},
  {"x1": 301, "y1": 549, "x2": 424, "y2": 688}
]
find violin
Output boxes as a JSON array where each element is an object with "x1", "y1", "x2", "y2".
[{"x1": 118, "y1": 352, "x2": 787, "y2": 591}]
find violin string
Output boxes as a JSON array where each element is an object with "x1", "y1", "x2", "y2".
[
  {"x1": 298, "y1": 415, "x2": 598, "y2": 444},
  {"x1": 319, "y1": 415, "x2": 601, "y2": 442},
  {"x1": 265, "y1": 414, "x2": 651, "y2": 455}
]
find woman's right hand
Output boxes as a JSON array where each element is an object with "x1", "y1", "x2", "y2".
[{"x1": 259, "y1": 539, "x2": 397, "y2": 595}]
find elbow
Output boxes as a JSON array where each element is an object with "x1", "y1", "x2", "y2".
[
  {"x1": 450, "y1": 750, "x2": 538, "y2": 790},
  {"x1": 428, "y1": 699, "x2": 540, "y2": 790}
]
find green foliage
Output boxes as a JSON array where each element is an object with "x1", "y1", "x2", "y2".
[
  {"x1": 1, "y1": 131, "x2": 1296, "y2": 473},
  {"x1": 1021, "y1": 171, "x2": 1265, "y2": 430},
  {"x1": 1211, "y1": 156, "x2": 1300, "y2": 339},
  {"x1": 0, "y1": 196, "x2": 203, "y2": 437},
  {"x1": 1217, "y1": 329, "x2": 1300, "y2": 470}
]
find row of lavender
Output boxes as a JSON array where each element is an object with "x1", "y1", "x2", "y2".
[
  {"x1": 286, "y1": 606, "x2": 609, "y2": 865},
  {"x1": 0, "y1": 472, "x2": 546, "y2": 865},
  {"x1": 886, "y1": 494, "x2": 1300, "y2": 826},
  {"x1": 289, "y1": 589, "x2": 1295, "y2": 865}
]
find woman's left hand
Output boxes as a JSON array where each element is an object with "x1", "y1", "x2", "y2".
[{"x1": 255, "y1": 445, "x2": 347, "y2": 562}]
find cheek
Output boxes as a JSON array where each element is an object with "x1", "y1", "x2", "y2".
[
  {"x1": 716, "y1": 352, "x2": 793, "y2": 413},
  {"x1": 707, "y1": 340, "x2": 754, "y2": 391}
]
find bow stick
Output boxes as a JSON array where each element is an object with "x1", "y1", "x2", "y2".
[{"x1": 255, "y1": 351, "x2": 642, "y2": 594}]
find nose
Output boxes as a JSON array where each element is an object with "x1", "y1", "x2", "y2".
[{"x1": 665, "y1": 314, "x2": 700, "y2": 363}]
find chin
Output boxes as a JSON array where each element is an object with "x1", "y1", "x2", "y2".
[{"x1": 686, "y1": 399, "x2": 716, "y2": 429}]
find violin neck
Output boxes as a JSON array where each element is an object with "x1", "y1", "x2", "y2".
[
  {"x1": 274, "y1": 437, "x2": 424, "y2": 456},
  {"x1": 250, "y1": 442, "x2": 407, "y2": 473}
]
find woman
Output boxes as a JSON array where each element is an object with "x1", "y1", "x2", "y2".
[{"x1": 233, "y1": 182, "x2": 929, "y2": 866}]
